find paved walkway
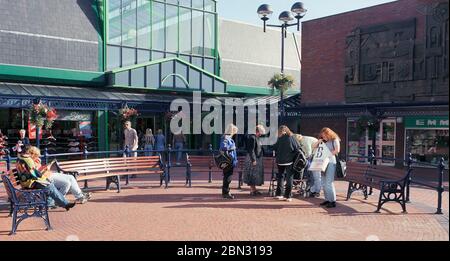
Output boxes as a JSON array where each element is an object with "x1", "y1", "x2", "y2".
[{"x1": 0, "y1": 172, "x2": 448, "y2": 241}]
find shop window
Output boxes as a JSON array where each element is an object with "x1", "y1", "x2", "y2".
[
  {"x1": 108, "y1": 0, "x2": 122, "y2": 45},
  {"x1": 122, "y1": 47, "x2": 136, "y2": 67},
  {"x1": 137, "y1": 0, "x2": 151, "y2": 49},
  {"x1": 202, "y1": 73, "x2": 213, "y2": 92},
  {"x1": 137, "y1": 49, "x2": 151, "y2": 64},
  {"x1": 166, "y1": 4, "x2": 179, "y2": 53},
  {"x1": 188, "y1": 68, "x2": 201, "y2": 89},
  {"x1": 406, "y1": 129, "x2": 449, "y2": 166},
  {"x1": 214, "y1": 80, "x2": 225, "y2": 93},
  {"x1": 161, "y1": 61, "x2": 175, "y2": 88},
  {"x1": 121, "y1": 0, "x2": 137, "y2": 47},
  {"x1": 152, "y1": 1, "x2": 165, "y2": 51},
  {"x1": 116, "y1": 71, "x2": 130, "y2": 86},
  {"x1": 204, "y1": 58, "x2": 215, "y2": 74},
  {"x1": 192, "y1": 56, "x2": 203, "y2": 68},
  {"x1": 179, "y1": 7, "x2": 192, "y2": 54},
  {"x1": 131, "y1": 67, "x2": 146, "y2": 87},
  {"x1": 204, "y1": 0, "x2": 216, "y2": 12},
  {"x1": 204, "y1": 12, "x2": 216, "y2": 57},
  {"x1": 192, "y1": 10, "x2": 204, "y2": 55},
  {"x1": 192, "y1": 0, "x2": 203, "y2": 10},
  {"x1": 175, "y1": 62, "x2": 189, "y2": 88},
  {"x1": 147, "y1": 64, "x2": 160, "y2": 88},
  {"x1": 107, "y1": 45, "x2": 121, "y2": 70},
  {"x1": 179, "y1": 0, "x2": 191, "y2": 8}
]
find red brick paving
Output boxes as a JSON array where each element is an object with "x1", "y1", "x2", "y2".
[{"x1": 0, "y1": 171, "x2": 448, "y2": 241}]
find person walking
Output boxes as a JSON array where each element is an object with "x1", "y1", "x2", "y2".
[
  {"x1": 154, "y1": 129, "x2": 166, "y2": 152},
  {"x1": 294, "y1": 134, "x2": 321, "y2": 197},
  {"x1": 220, "y1": 124, "x2": 238, "y2": 199},
  {"x1": 143, "y1": 128, "x2": 155, "y2": 156},
  {"x1": 172, "y1": 131, "x2": 186, "y2": 165},
  {"x1": 273, "y1": 126, "x2": 301, "y2": 202},
  {"x1": 243, "y1": 125, "x2": 266, "y2": 196},
  {"x1": 123, "y1": 121, "x2": 139, "y2": 157},
  {"x1": 312, "y1": 127, "x2": 341, "y2": 208}
]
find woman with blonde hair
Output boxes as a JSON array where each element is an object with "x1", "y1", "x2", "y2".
[
  {"x1": 313, "y1": 127, "x2": 341, "y2": 208},
  {"x1": 220, "y1": 123, "x2": 239, "y2": 199},
  {"x1": 27, "y1": 146, "x2": 90, "y2": 204},
  {"x1": 273, "y1": 125, "x2": 301, "y2": 202},
  {"x1": 143, "y1": 128, "x2": 155, "y2": 156}
]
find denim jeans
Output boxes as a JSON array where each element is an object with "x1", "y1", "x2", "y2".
[
  {"x1": 33, "y1": 182, "x2": 69, "y2": 207},
  {"x1": 49, "y1": 173, "x2": 84, "y2": 199},
  {"x1": 309, "y1": 171, "x2": 322, "y2": 194},
  {"x1": 323, "y1": 162, "x2": 337, "y2": 202},
  {"x1": 144, "y1": 144, "x2": 154, "y2": 156},
  {"x1": 174, "y1": 142, "x2": 184, "y2": 162}
]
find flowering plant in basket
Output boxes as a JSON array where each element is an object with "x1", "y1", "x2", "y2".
[
  {"x1": 29, "y1": 102, "x2": 58, "y2": 129},
  {"x1": 119, "y1": 106, "x2": 139, "y2": 122}
]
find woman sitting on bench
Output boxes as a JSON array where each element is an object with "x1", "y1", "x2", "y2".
[
  {"x1": 26, "y1": 146, "x2": 91, "y2": 204},
  {"x1": 16, "y1": 147, "x2": 76, "y2": 211}
]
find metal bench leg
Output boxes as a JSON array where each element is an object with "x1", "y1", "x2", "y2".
[
  {"x1": 43, "y1": 205, "x2": 52, "y2": 231},
  {"x1": 10, "y1": 207, "x2": 18, "y2": 235},
  {"x1": 84, "y1": 180, "x2": 89, "y2": 189},
  {"x1": 125, "y1": 175, "x2": 130, "y2": 185},
  {"x1": 238, "y1": 171, "x2": 242, "y2": 189},
  {"x1": 375, "y1": 191, "x2": 384, "y2": 213},
  {"x1": 116, "y1": 176, "x2": 121, "y2": 193},
  {"x1": 346, "y1": 182, "x2": 353, "y2": 201},
  {"x1": 8, "y1": 199, "x2": 13, "y2": 217},
  {"x1": 164, "y1": 169, "x2": 169, "y2": 189}
]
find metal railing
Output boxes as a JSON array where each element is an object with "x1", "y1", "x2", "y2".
[{"x1": 347, "y1": 149, "x2": 447, "y2": 215}]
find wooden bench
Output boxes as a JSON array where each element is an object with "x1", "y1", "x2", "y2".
[
  {"x1": 186, "y1": 154, "x2": 224, "y2": 187},
  {"x1": 55, "y1": 156, "x2": 166, "y2": 193},
  {"x1": 345, "y1": 161, "x2": 412, "y2": 213},
  {"x1": 1, "y1": 170, "x2": 52, "y2": 235}
]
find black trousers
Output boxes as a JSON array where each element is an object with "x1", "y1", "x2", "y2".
[
  {"x1": 222, "y1": 167, "x2": 234, "y2": 195},
  {"x1": 276, "y1": 165, "x2": 294, "y2": 199}
]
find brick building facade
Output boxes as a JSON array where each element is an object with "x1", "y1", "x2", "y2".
[{"x1": 295, "y1": 0, "x2": 449, "y2": 168}]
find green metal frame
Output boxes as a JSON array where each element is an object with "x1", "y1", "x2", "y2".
[
  {"x1": 0, "y1": 63, "x2": 106, "y2": 86},
  {"x1": 227, "y1": 84, "x2": 301, "y2": 96},
  {"x1": 104, "y1": 0, "x2": 219, "y2": 75}
]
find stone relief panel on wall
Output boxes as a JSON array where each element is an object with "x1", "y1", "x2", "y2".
[{"x1": 345, "y1": 1, "x2": 449, "y2": 103}]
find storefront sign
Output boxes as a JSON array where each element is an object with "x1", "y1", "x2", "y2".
[
  {"x1": 57, "y1": 111, "x2": 92, "y2": 121},
  {"x1": 405, "y1": 116, "x2": 449, "y2": 129}
]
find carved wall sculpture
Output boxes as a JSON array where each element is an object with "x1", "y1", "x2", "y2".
[{"x1": 345, "y1": 2, "x2": 449, "y2": 103}]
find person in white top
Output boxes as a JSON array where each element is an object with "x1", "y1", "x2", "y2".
[{"x1": 312, "y1": 127, "x2": 341, "y2": 208}]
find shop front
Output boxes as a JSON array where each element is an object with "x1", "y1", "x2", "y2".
[{"x1": 404, "y1": 116, "x2": 449, "y2": 167}]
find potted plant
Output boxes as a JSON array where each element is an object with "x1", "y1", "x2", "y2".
[{"x1": 268, "y1": 73, "x2": 295, "y2": 122}]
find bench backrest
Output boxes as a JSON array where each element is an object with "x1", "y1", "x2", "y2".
[
  {"x1": 186, "y1": 155, "x2": 215, "y2": 169},
  {"x1": 346, "y1": 162, "x2": 410, "y2": 182},
  {"x1": 57, "y1": 156, "x2": 164, "y2": 175},
  {"x1": 1, "y1": 170, "x2": 20, "y2": 202}
]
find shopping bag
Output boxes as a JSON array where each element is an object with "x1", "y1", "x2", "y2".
[{"x1": 309, "y1": 143, "x2": 332, "y2": 172}]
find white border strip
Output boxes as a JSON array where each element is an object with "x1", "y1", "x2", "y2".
[
  {"x1": 0, "y1": 29, "x2": 98, "y2": 44},
  {"x1": 221, "y1": 58, "x2": 300, "y2": 71}
]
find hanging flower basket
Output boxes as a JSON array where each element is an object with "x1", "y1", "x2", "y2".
[
  {"x1": 119, "y1": 106, "x2": 139, "y2": 122},
  {"x1": 356, "y1": 115, "x2": 381, "y2": 135},
  {"x1": 29, "y1": 102, "x2": 57, "y2": 129}
]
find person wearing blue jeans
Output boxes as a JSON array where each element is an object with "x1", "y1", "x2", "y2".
[
  {"x1": 173, "y1": 132, "x2": 186, "y2": 164},
  {"x1": 313, "y1": 127, "x2": 341, "y2": 208}
]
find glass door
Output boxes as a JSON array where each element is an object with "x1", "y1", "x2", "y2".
[{"x1": 367, "y1": 119, "x2": 396, "y2": 166}]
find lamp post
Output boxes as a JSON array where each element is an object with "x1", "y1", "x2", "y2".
[{"x1": 257, "y1": 2, "x2": 306, "y2": 124}]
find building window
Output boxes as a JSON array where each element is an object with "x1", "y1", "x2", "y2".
[
  {"x1": 106, "y1": 0, "x2": 218, "y2": 75},
  {"x1": 347, "y1": 118, "x2": 396, "y2": 166},
  {"x1": 404, "y1": 116, "x2": 449, "y2": 167}
]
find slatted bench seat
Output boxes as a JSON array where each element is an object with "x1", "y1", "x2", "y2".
[
  {"x1": 1, "y1": 170, "x2": 51, "y2": 235},
  {"x1": 186, "y1": 154, "x2": 223, "y2": 187},
  {"x1": 55, "y1": 156, "x2": 166, "y2": 192},
  {"x1": 345, "y1": 161, "x2": 412, "y2": 213}
]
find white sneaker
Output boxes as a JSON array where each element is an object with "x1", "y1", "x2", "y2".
[
  {"x1": 285, "y1": 198, "x2": 293, "y2": 202},
  {"x1": 274, "y1": 196, "x2": 284, "y2": 200},
  {"x1": 278, "y1": 196, "x2": 286, "y2": 201}
]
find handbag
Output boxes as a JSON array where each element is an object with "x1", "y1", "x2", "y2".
[
  {"x1": 332, "y1": 142, "x2": 347, "y2": 178},
  {"x1": 214, "y1": 151, "x2": 233, "y2": 171}
]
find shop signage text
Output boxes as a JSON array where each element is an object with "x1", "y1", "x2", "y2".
[{"x1": 405, "y1": 116, "x2": 449, "y2": 129}]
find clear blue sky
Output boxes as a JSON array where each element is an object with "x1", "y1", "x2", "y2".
[{"x1": 218, "y1": 0, "x2": 397, "y2": 25}]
